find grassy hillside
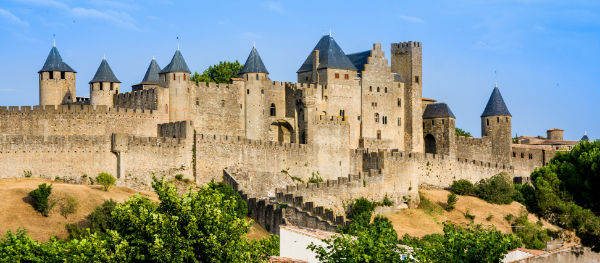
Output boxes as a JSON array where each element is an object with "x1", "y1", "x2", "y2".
[
  {"x1": 384, "y1": 189, "x2": 563, "y2": 238},
  {"x1": 0, "y1": 178, "x2": 269, "y2": 242}
]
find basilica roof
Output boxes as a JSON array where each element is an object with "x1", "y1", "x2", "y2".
[
  {"x1": 39, "y1": 46, "x2": 76, "y2": 73},
  {"x1": 297, "y1": 35, "x2": 357, "y2": 73},
  {"x1": 89, "y1": 58, "x2": 120, "y2": 83},
  {"x1": 423, "y1": 102, "x2": 456, "y2": 119},
  {"x1": 160, "y1": 50, "x2": 190, "y2": 73},
  {"x1": 481, "y1": 86, "x2": 511, "y2": 117},
  {"x1": 239, "y1": 47, "x2": 269, "y2": 74}
]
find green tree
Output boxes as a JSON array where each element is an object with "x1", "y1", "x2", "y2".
[
  {"x1": 446, "y1": 193, "x2": 458, "y2": 211},
  {"x1": 474, "y1": 173, "x2": 515, "y2": 204},
  {"x1": 451, "y1": 179, "x2": 475, "y2": 195},
  {"x1": 96, "y1": 172, "x2": 116, "y2": 192},
  {"x1": 207, "y1": 179, "x2": 248, "y2": 219},
  {"x1": 402, "y1": 223, "x2": 521, "y2": 263},
  {"x1": 191, "y1": 60, "x2": 244, "y2": 84},
  {"x1": 455, "y1": 128, "x2": 472, "y2": 137},
  {"x1": 61, "y1": 196, "x2": 79, "y2": 219},
  {"x1": 28, "y1": 183, "x2": 54, "y2": 217}
]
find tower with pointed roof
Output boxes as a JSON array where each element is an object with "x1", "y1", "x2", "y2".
[
  {"x1": 297, "y1": 35, "x2": 358, "y2": 85},
  {"x1": 159, "y1": 49, "x2": 191, "y2": 121},
  {"x1": 132, "y1": 58, "x2": 161, "y2": 91},
  {"x1": 39, "y1": 45, "x2": 77, "y2": 106},
  {"x1": 391, "y1": 41, "x2": 424, "y2": 153},
  {"x1": 422, "y1": 102, "x2": 456, "y2": 156},
  {"x1": 481, "y1": 84, "x2": 512, "y2": 164},
  {"x1": 239, "y1": 46, "x2": 271, "y2": 140},
  {"x1": 89, "y1": 58, "x2": 121, "y2": 106}
]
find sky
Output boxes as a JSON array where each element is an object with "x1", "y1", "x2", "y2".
[{"x1": 0, "y1": 0, "x2": 598, "y2": 141}]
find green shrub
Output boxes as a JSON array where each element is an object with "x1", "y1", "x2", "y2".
[
  {"x1": 505, "y1": 214, "x2": 514, "y2": 222},
  {"x1": 308, "y1": 171, "x2": 323, "y2": 183},
  {"x1": 60, "y1": 196, "x2": 78, "y2": 218},
  {"x1": 511, "y1": 212, "x2": 555, "y2": 250},
  {"x1": 67, "y1": 199, "x2": 117, "y2": 239},
  {"x1": 486, "y1": 214, "x2": 494, "y2": 221},
  {"x1": 29, "y1": 183, "x2": 55, "y2": 216},
  {"x1": 23, "y1": 170, "x2": 32, "y2": 178},
  {"x1": 175, "y1": 174, "x2": 183, "y2": 181},
  {"x1": 339, "y1": 197, "x2": 378, "y2": 234},
  {"x1": 451, "y1": 179, "x2": 475, "y2": 195},
  {"x1": 446, "y1": 193, "x2": 458, "y2": 211},
  {"x1": 96, "y1": 172, "x2": 116, "y2": 191},
  {"x1": 381, "y1": 194, "x2": 393, "y2": 207},
  {"x1": 418, "y1": 192, "x2": 444, "y2": 215},
  {"x1": 474, "y1": 173, "x2": 515, "y2": 204},
  {"x1": 207, "y1": 180, "x2": 248, "y2": 219},
  {"x1": 465, "y1": 209, "x2": 475, "y2": 221}
]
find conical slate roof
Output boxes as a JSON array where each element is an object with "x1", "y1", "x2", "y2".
[
  {"x1": 481, "y1": 86, "x2": 511, "y2": 117},
  {"x1": 297, "y1": 35, "x2": 357, "y2": 73},
  {"x1": 140, "y1": 58, "x2": 161, "y2": 83},
  {"x1": 239, "y1": 47, "x2": 268, "y2": 74},
  {"x1": 160, "y1": 50, "x2": 190, "y2": 73},
  {"x1": 581, "y1": 133, "x2": 590, "y2": 141},
  {"x1": 423, "y1": 102, "x2": 456, "y2": 119},
  {"x1": 89, "y1": 58, "x2": 120, "y2": 83},
  {"x1": 39, "y1": 46, "x2": 76, "y2": 73}
]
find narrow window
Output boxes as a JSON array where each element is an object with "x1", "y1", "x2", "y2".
[
  {"x1": 513, "y1": 152, "x2": 516, "y2": 157},
  {"x1": 521, "y1": 153, "x2": 524, "y2": 158},
  {"x1": 221, "y1": 100, "x2": 225, "y2": 107},
  {"x1": 375, "y1": 113, "x2": 379, "y2": 123},
  {"x1": 397, "y1": 98, "x2": 401, "y2": 107},
  {"x1": 384, "y1": 87, "x2": 387, "y2": 93},
  {"x1": 357, "y1": 115, "x2": 361, "y2": 121},
  {"x1": 49, "y1": 71, "x2": 54, "y2": 79},
  {"x1": 339, "y1": 109, "x2": 345, "y2": 118},
  {"x1": 196, "y1": 99, "x2": 199, "y2": 106},
  {"x1": 377, "y1": 130, "x2": 381, "y2": 140},
  {"x1": 165, "y1": 104, "x2": 168, "y2": 113},
  {"x1": 183, "y1": 74, "x2": 186, "y2": 81},
  {"x1": 415, "y1": 76, "x2": 420, "y2": 84},
  {"x1": 377, "y1": 87, "x2": 380, "y2": 92},
  {"x1": 256, "y1": 74, "x2": 259, "y2": 80},
  {"x1": 383, "y1": 116, "x2": 387, "y2": 124},
  {"x1": 398, "y1": 118, "x2": 401, "y2": 126},
  {"x1": 61, "y1": 72, "x2": 65, "y2": 79},
  {"x1": 369, "y1": 86, "x2": 372, "y2": 92},
  {"x1": 173, "y1": 74, "x2": 176, "y2": 80},
  {"x1": 305, "y1": 77, "x2": 308, "y2": 81},
  {"x1": 334, "y1": 73, "x2": 339, "y2": 79},
  {"x1": 487, "y1": 119, "x2": 489, "y2": 126},
  {"x1": 270, "y1": 103, "x2": 276, "y2": 116},
  {"x1": 344, "y1": 74, "x2": 349, "y2": 80},
  {"x1": 99, "y1": 83, "x2": 103, "y2": 90},
  {"x1": 247, "y1": 89, "x2": 249, "y2": 94},
  {"x1": 110, "y1": 83, "x2": 114, "y2": 90},
  {"x1": 442, "y1": 119, "x2": 445, "y2": 125},
  {"x1": 497, "y1": 117, "x2": 500, "y2": 123},
  {"x1": 261, "y1": 89, "x2": 264, "y2": 94},
  {"x1": 529, "y1": 153, "x2": 533, "y2": 159}
]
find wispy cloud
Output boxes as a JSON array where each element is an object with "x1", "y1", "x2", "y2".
[
  {"x1": 398, "y1": 15, "x2": 425, "y2": 24},
  {"x1": 0, "y1": 9, "x2": 28, "y2": 26},
  {"x1": 262, "y1": 1, "x2": 285, "y2": 14},
  {"x1": 14, "y1": 0, "x2": 140, "y2": 30}
]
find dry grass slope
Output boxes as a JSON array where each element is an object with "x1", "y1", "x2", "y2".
[{"x1": 0, "y1": 178, "x2": 269, "y2": 242}]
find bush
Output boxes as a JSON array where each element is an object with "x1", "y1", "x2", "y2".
[
  {"x1": 465, "y1": 209, "x2": 475, "y2": 221},
  {"x1": 96, "y1": 172, "x2": 116, "y2": 191},
  {"x1": 474, "y1": 173, "x2": 515, "y2": 204},
  {"x1": 67, "y1": 199, "x2": 117, "y2": 239},
  {"x1": 175, "y1": 174, "x2": 183, "y2": 181},
  {"x1": 307, "y1": 171, "x2": 323, "y2": 184},
  {"x1": 23, "y1": 170, "x2": 32, "y2": 178},
  {"x1": 446, "y1": 193, "x2": 458, "y2": 211},
  {"x1": 511, "y1": 212, "x2": 555, "y2": 250},
  {"x1": 381, "y1": 194, "x2": 393, "y2": 207},
  {"x1": 418, "y1": 192, "x2": 443, "y2": 215},
  {"x1": 29, "y1": 183, "x2": 55, "y2": 217},
  {"x1": 486, "y1": 214, "x2": 494, "y2": 221},
  {"x1": 451, "y1": 179, "x2": 475, "y2": 196},
  {"x1": 61, "y1": 196, "x2": 78, "y2": 218},
  {"x1": 207, "y1": 180, "x2": 248, "y2": 219},
  {"x1": 339, "y1": 198, "x2": 378, "y2": 234}
]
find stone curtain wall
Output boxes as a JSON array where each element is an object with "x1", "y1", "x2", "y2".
[
  {"x1": 456, "y1": 135, "x2": 493, "y2": 162},
  {"x1": 114, "y1": 89, "x2": 159, "y2": 110},
  {"x1": 0, "y1": 105, "x2": 163, "y2": 137},
  {"x1": 189, "y1": 82, "x2": 245, "y2": 137}
]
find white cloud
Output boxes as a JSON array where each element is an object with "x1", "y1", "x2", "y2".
[
  {"x1": 399, "y1": 15, "x2": 425, "y2": 24},
  {"x1": 262, "y1": 1, "x2": 285, "y2": 14},
  {"x1": 0, "y1": 9, "x2": 28, "y2": 26}
]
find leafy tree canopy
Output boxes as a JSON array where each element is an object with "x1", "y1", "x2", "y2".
[
  {"x1": 191, "y1": 60, "x2": 244, "y2": 84},
  {"x1": 455, "y1": 128, "x2": 472, "y2": 137}
]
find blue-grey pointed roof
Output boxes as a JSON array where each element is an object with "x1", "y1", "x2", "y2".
[
  {"x1": 140, "y1": 58, "x2": 161, "y2": 83},
  {"x1": 423, "y1": 102, "x2": 456, "y2": 119},
  {"x1": 581, "y1": 134, "x2": 590, "y2": 141},
  {"x1": 239, "y1": 47, "x2": 268, "y2": 74},
  {"x1": 89, "y1": 58, "x2": 120, "y2": 83},
  {"x1": 297, "y1": 35, "x2": 357, "y2": 73},
  {"x1": 39, "y1": 46, "x2": 76, "y2": 73},
  {"x1": 160, "y1": 50, "x2": 190, "y2": 73},
  {"x1": 346, "y1": 50, "x2": 371, "y2": 72},
  {"x1": 481, "y1": 86, "x2": 511, "y2": 117}
]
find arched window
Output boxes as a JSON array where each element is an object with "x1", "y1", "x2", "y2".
[
  {"x1": 375, "y1": 113, "x2": 379, "y2": 123},
  {"x1": 425, "y1": 134, "x2": 436, "y2": 154},
  {"x1": 270, "y1": 103, "x2": 276, "y2": 116}
]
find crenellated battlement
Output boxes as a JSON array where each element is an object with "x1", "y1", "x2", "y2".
[
  {"x1": 0, "y1": 104, "x2": 156, "y2": 117},
  {"x1": 391, "y1": 41, "x2": 422, "y2": 52},
  {"x1": 0, "y1": 134, "x2": 110, "y2": 152},
  {"x1": 196, "y1": 133, "x2": 309, "y2": 152}
]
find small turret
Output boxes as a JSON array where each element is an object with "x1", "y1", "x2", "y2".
[
  {"x1": 422, "y1": 103, "x2": 456, "y2": 156},
  {"x1": 159, "y1": 49, "x2": 191, "y2": 121},
  {"x1": 89, "y1": 58, "x2": 120, "y2": 107},
  {"x1": 581, "y1": 132, "x2": 590, "y2": 142},
  {"x1": 239, "y1": 46, "x2": 269, "y2": 82},
  {"x1": 481, "y1": 84, "x2": 512, "y2": 164},
  {"x1": 240, "y1": 46, "x2": 270, "y2": 140},
  {"x1": 132, "y1": 58, "x2": 161, "y2": 91},
  {"x1": 39, "y1": 45, "x2": 77, "y2": 106}
]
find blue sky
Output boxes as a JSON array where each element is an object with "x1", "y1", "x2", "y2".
[{"x1": 0, "y1": 0, "x2": 598, "y2": 140}]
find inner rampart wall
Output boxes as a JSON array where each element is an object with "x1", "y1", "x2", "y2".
[{"x1": 0, "y1": 105, "x2": 164, "y2": 137}]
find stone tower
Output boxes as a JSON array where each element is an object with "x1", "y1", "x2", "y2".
[
  {"x1": 159, "y1": 49, "x2": 191, "y2": 121},
  {"x1": 481, "y1": 84, "x2": 512, "y2": 164},
  {"x1": 391, "y1": 41, "x2": 424, "y2": 153},
  {"x1": 39, "y1": 45, "x2": 76, "y2": 106},
  {"x1": 239, "y1": 46, "x2": 270, "y2": 140},
  {"x1": 89, "y1": 58, "x2": 120, "y2": 107},
  {"x1": 422, "y1": 102, "x2": 456, "y2": 157}
]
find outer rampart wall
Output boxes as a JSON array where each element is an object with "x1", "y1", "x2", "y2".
[
  {"x1": 114, "y1": 88, "x2": 160, "y2": 111},
  {"x1": 456, "y1": 136, "x2": 493, "y2": 162},
  {"x1": 190, "y1": 82, "x2": 245, "y2": 137},
  {"x1": 0, "y1": 105, "x2": 163, "y2": 137}
]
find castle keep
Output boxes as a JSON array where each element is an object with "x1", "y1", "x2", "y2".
[{"x1": 0, "y1": 36, "x2": 568, "y2": 231}]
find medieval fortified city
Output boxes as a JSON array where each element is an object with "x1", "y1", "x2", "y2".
[{"x1": 0, "y1": 1, "x2": 599, "y2": 262}]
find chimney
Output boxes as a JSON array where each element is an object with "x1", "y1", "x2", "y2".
[{"x1": 311, "y1": 50, "x2": 319, "y2": 84}]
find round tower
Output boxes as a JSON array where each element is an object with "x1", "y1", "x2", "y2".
[
  {"x1": 239, "y1": 46, "x2": 270, "y2": 140},
  {"x1": 481, "y1": 84, "x2": 512, "y2": 164},
  {"x1": 39, "y1": 45, "x2": 76, "y2": 106},
  {"x1": 89, "y1": 58, "x2": 120, "y2": 107},
  {"x1": 159, "y1": 49, "x2": 191, "y2": 121},
  {"x1": 422, "y1": 102, "x2": 456, "y2": 157}
]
